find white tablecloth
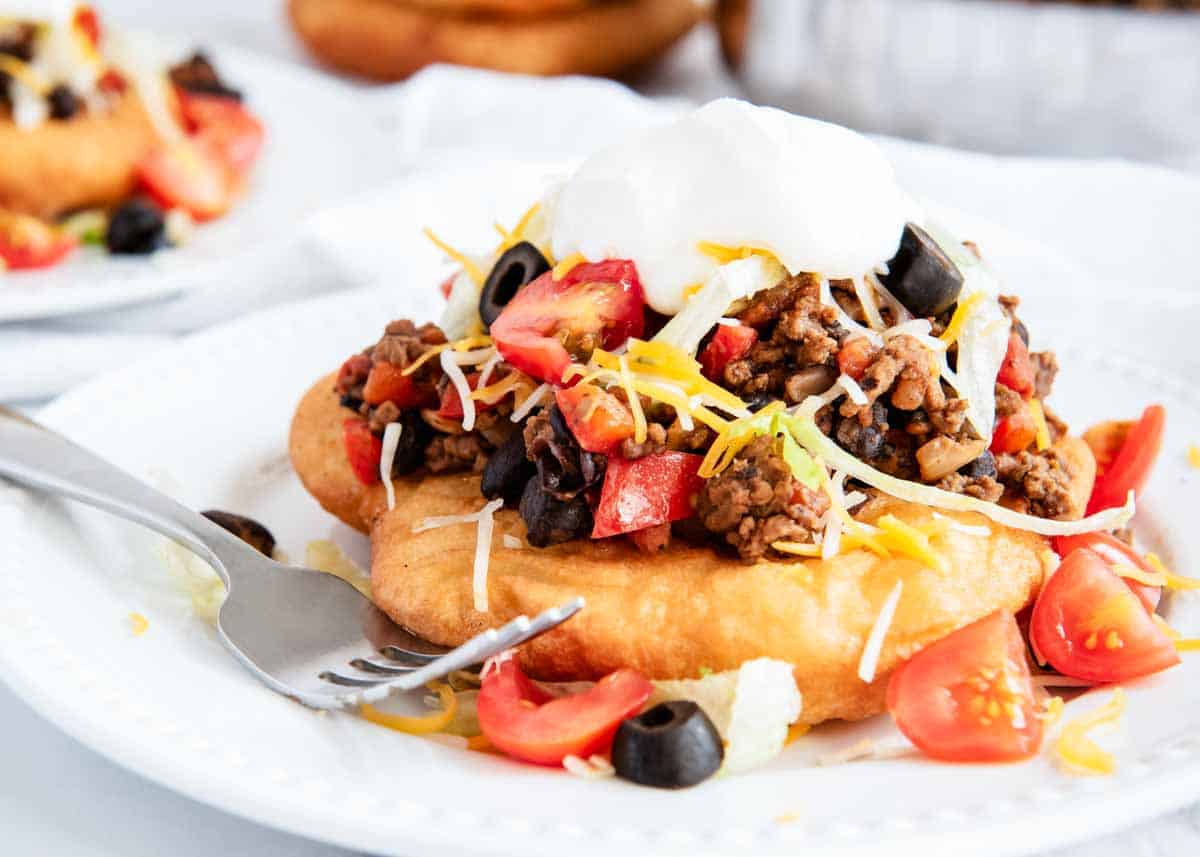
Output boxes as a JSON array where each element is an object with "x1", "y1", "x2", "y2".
[{"x1": 3, "y1": 4, "x2": 1200, "y2": 856}]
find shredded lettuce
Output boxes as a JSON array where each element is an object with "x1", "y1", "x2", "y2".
[
  {"x1": 438, "y1": 268, "x2": 486, "y2": 341},
  {"x1": 652, "y1": 255, "x2": 788, "y2": 356},
  {"x1": 922, "y1": 220, "x2": 1010, "y2": 444},
  {"x1": 785, "y1": 400, "x2": 1134, "y2": 536}
]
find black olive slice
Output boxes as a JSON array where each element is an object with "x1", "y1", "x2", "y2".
[
  {"x1": 479, "y1": 241, "x2": 550, "y2": 328},
  {"x1": 201, "y1": 510, "x2": 276, "y2": 557},
  {"x1": 879, "y1": 223, "x2": 964, "y2": 318},
  {"x1": 611, "y1": 700, "x2": 724, "y2": 789}
]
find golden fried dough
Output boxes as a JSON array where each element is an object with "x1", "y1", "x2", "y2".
[
  {"x1": 287, "y1": 0, "x2": 705, "y2": 81},
  {"x1": 290, "y1": 376, "x2": 1093, "y2": 725},
  {"x1": 369, "y1": 474, "x2": 1051, "y2": 725},
  {"x1": 0, "y1": 92, "x2": 160, "y2": 220},
  {"x1": 289, "y1": 373, "x2": 388, "y2": 533}
]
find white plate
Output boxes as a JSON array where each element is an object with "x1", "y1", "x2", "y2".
[
  {"x1": 0, "y1": 37, "x2": 390, "y2": 323},
  {"x1": 3, "y1": 196, "x2": 1200, "y2": 857}
]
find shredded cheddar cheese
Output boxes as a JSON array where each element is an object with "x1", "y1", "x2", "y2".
[
  {"x1": 617, "y1": 355, "x2": 647, "y2": 444},
  {"x1": 1189, "y1": 444, "x2": 1200, "y2": 469},
  {"x1": 1112, "y1": 563, "x2": 1167, "y2": 588},
  {"x1": 696, "y1": 241, "x2": 780, "y2": 266},
  {"x1": 938, "y1": 291, "x2": 987, "y2": 345},
  {"x1": 0, "y1": 55, "x2": 47, "y2": 94},
  {"x1": 1054, "y1": 689, "x2": 1126, "y2": 776},
  {"x1": 128, "y1": 612, "x2": 149, "y2": 636},
  {"x1": 1029, "y1": 399, "x2": 1051, "y2": 451},
  {"x1": 551, "y1": 252, "x2": 585, "y2": 280},
  {"x1": 1145, "y1": 553, "x2": 1200, "y2": 591},
  {"x1": 875, "y1": 514, "x2": 948, "y2": 572},
  {"x1": 361, "y1": 683, "x2": 457, "y2": 735},
  {"x1": 423, "y1": 228, "x2": 486, "y2": 286},
  {"x1": 400, "y1": 343, "x2": 449, "y2": 376}
]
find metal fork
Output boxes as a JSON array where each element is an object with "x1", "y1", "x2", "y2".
[{"x1": 0, "y1": 408, "x2": 582, "y2": 709}]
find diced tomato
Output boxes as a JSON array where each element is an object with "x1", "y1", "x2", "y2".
[
  {"x1": 73, "y1": 5, "x2": 101, "y2": 48},
  {"x1": 438, "y1": 274, "x2": 456, "y2": 300},
  {"x1": 1030, "y1": 548, "x2": 1179, "y2": 683},
  {"x1": 176, "y1": 91, "x2": 265, "y2": 177},
  {"x1": 362, "y1": 361, "x2": 436, "y2": 409},
  {"x1": 1085, "y1": 405, "x2": 1165, "y2": 515},
  {"x1": 138, "y1": 139, "x2": 235, "y2": 221},
  {"x1": 477, "y1": 658, "x2": 652, "y2": 766},
  {"x1": 592, "y1": 452, "x2": 705, "y2": 539},
  {"x1": 436, "y1": 373, "x2": 497, "y2": 420},
  {"x1": 0, "y1": 212, "x2": 77, "y2": 270},
  {"x1": 342, "y1": 419, "x2": 382, "y2": 484},
  {"x1": 990, "y1": 404, "x2": 1038, "y2": 455},
  {"x1": 97, "y1": 68, "x2": 127, "y2": 94},
  {"x1": 337, "y1": 353, "x2": 372, "y2": 390},
  {"x1": 836, "y1": 336, "x2": 877, "y2": 382},
  {"x1": 887, "y1": 611, "x2": 1044, "y2": 763},
  {"x1": 699, "y1": 322, "x2": 758, "y2": 381},
  {"x1": 555, "y1": 383, "x2": 635, "y2": 454},
  {"x1": 997, "y1": 331, "x2": 1035, "y2": 399},
  {"x1": 1053, "y1": 532, "x2": 1161, "y2": 612},
  {"x1": 490, "y1": 259, "x2": 645, "y2": 385}
]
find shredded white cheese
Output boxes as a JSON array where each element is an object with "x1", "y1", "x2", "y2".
[
  {"x1": 502, "y1": 534, "x2": 523, "y2": 549},
  {"x1": 819, "y1": 277, "x2": 882, "y2": 347},
  {"x1": 857, "y1": 580, "x2": 904, "y2": 683},
  {"x1": 851, "y1": 275, "x2": 887, "y2": 330},
  {"x1": 510, "y1": 383, "x2": 550, "y2": 423},
  {"x1": 818, "y1": 736, "x2": 914, "y2": 766},
  {"x1": 837, "y1": 373, "x2": 869, "y2": 406},
  {"x1": 440, "y1": 348, "x2": 494, "y2": 433},
  {"x1": 476, "y1": 350, "x2": 503, "y2": 389},
  {"x1": 931, "y1": 511, "x2": 990, "y2": 537},
  {"x1": 472, "y1": 498, "x2": 503, "y2": 612},
  {"x1": 379, "y1": 422, "x2": 403, "y2": 511}
]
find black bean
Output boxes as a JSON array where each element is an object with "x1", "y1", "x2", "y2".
[
  {"x1": 481, "y1": 429, "x2": 535, "y2": 507},
  {"x1": 518, "y1": 478, "x2": 592, "y2": 547},
  {"x1": 959, "y1": 450, "x2": 997, "y2": 479},
  {"x1": 202, "y1": 510, "x2": 276, "y2": 557},
  {"x1": 389, "y1": 410, "x2": 432, "y2": 476},
  {"x1": 611, "y1": 701, "x2": 724, "y2": 789}
]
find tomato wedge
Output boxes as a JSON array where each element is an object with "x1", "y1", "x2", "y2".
[
  {"x1": 362, "y1": 361, "x2": 437, "y2": 409},
  {"x1": 592, "y1": 451, "x2": 705, "y2": 538},
  {"x1": 887, "y1": 611, "x2": 1044, "y2": 763},
  {"x1": 555, "y1": 383, "x2": 635, "y2": 454},
  {"x1": 699, "y1": 322, "x2": 757, "y2": 381},
  {"x1": 1030, "y1": 548, "x2": 1179, "y2": 683},
  {"x1": 990, "y1": 404, "x2": 1037, "y2": 455},
  {"x1": 490, "y1": 259, "x2": 645, "y2": 385},
  {"x1": 177, "y1": 91, "x2": 265, "y2": 177},
  {"x1": 138, "y1": 139, "x2": 235, "y2": 221},
  {"x1": 477, "y1": 658, "x2": 653, "y2": 766},
  {"x1": 0, "y1": 212, "x2": 77, "y2": 270},
  {"x1": 997, "y1": 331, "x2": 1035, "y2": 398},
  {"x1": 342, "y1": 419, "x2": 382, "y2": 484},
  {"x1": 1085, "y1": 405, "x2": 1165, "y2": 515},
  {"x1": 1052, "y1": 532, "x2": 1161, "y2": 612},
  {"x1": 73, "y1": 5, "x2": 102, "y2": 48}
]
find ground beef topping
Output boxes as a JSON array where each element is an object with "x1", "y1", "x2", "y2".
[
  {"x1": 696, "y1": 435, "x2": 830, "y2": 560},
  {"x1": 425, "y1": 433, "x2": 489, "y2": 474},
  {"x1": 996, "y1": 448, "x2": 1078, "y2": 519},
  {"x1": 370, "y1": 319, "x2": 448, "y2": 376},
  {"x1": 1032, "y1": 350, "x2": 1059, "y2": 400},
  {"x1": 723, "y1": 274, "x2": 846, "y2": 402},
  {"x1": 841, "y1": 335, "x2": 946, "y2": 418}
]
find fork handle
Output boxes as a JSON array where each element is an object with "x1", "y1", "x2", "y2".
[{"x1": 0, "y1": 407, "x2": 248, "y2": 582}]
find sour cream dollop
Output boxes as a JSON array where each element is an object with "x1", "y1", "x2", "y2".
[{"x1": 550, "y1": 98, "x2": 910, "y2": 315}]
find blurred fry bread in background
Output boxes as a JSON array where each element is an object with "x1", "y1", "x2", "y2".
[{"x1": 288, "y1": 0, "x2": 708, "y2": 81}]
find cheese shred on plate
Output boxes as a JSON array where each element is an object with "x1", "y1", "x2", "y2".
[
  {"x1": 1054, "y1": 688, "x2": 1126, "y2": 776},
  {"x1": 361, "y1": 683, "x2": 457, "y2": 735}
]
